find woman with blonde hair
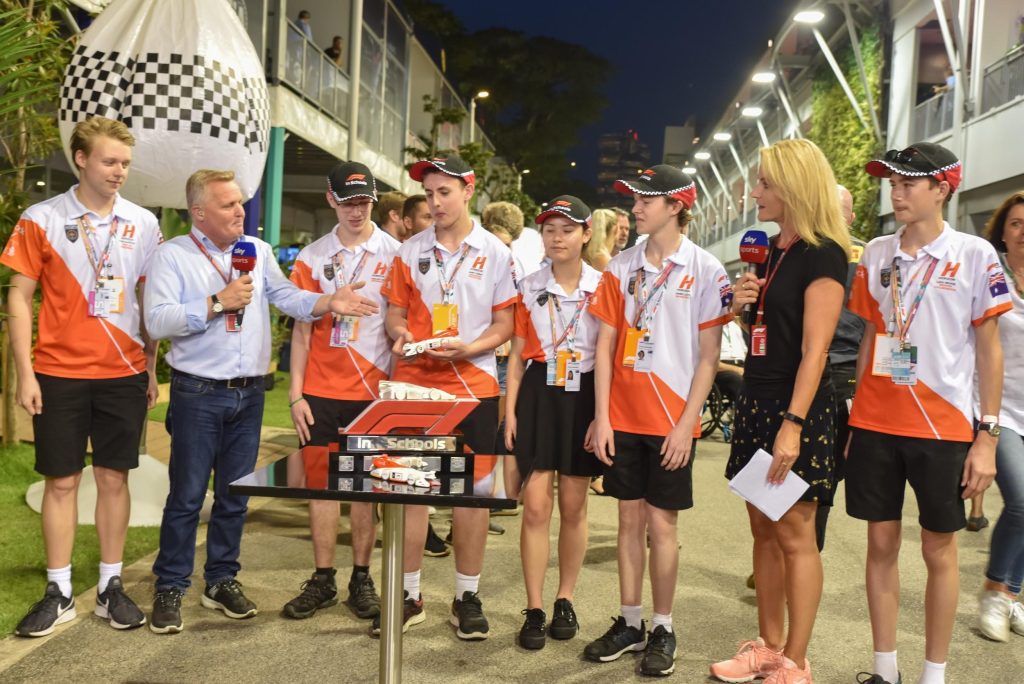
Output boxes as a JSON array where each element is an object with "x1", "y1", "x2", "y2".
[
  {"x1": 585, "y1": 208, "x2": 616, "y2": 271},
  {"x1": 711, "y1": 139, "x2": 849, "y2": 684}
]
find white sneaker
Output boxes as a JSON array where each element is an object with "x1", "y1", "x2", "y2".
[
  {"x1": 1010, "y1": 601, "x2": 1024, "y2": 637},
  {"x1": 978, "y1": 590, "x2": 1011, "y2": 642}
]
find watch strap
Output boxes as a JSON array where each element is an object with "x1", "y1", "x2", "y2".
[{"x1": 783, "y1": 412, "x2": 805, "y2": 426}]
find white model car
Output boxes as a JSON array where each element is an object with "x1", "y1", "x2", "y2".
[
  {"x1": 402, "y1": 336, "x2": 461, "y2": 357},
  {"x1": 378, "y1": 381, "x2": 456, "y2": 401},
  {"x1": 369, "y1": 456, "x2": 439, "y2": 488}
]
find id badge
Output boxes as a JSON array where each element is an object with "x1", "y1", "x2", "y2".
[
  {"x1": 330, "y1": 316, "x2": 360, "y2": 348},
  {"x1": 564, "y1": 359, "x2": 582, "y2": 392},
  {"x1": 555, "y1": 350, "x2": 580, "y2": 387},
  {"x1": 871, "y1": 334, "x2": 900, "y2": 377},
  {"x1": 546, "y1": 358, "x2": 557, "y2": 386},
  {"x1": 890, "y1": 344, "x2": 918, "y2": 386},
  {"x1": 634, "y1": 340, "x2": 655, "y2": 373},
  {"x1": 432, "y1": 303, "x2": 459, "y2": 336},
  {"x1": 750, "y1": 324, "x2": 767, "y2": 357},
  {"x1": 622, "y1": 328, "x2": 647, "y2": 367},
  {"x1": 89, "y1": 278, "x2": 125, "y2": 318},
  {"x1": 225, "y1": 312, "x2": 241, "y2": 332}
]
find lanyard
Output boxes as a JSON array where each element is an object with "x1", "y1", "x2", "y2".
[
  {"x1": 631, "y1": 262, "x2": 676, "y2": 329},
  {"x1": 333, "y1": 249, "x2": 370, "y2": 288},
  {"x1": 79, "y1": 216, "x2": 119, "y2": 282},
  {"x1": 889, "y1": 254, "x2": 939, "y2": 344},
  {"x1": 754, "y1": 236, "x2": 801, "y2": 325},
  {"x1": 434, "y1": 244, "x2": 471, "y2": 303},
  {"x1": 189, "y1": 233, "x2": 233, "y2": 285},
  {"x1": 547, "y1": 293, "x2": 590, "y2": 354}
]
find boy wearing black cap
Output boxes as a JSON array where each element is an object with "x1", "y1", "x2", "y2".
[
  {"x1": 586, "y1": 166, "x2": 730, "y2": 675},
  {"x1": 381, "y1": 154, "x2": 517, "y2": 639},
  {"x1": 281, "y1": 161, "x2": 401, "y2": 621},
  {"x1": 846, "y1": 143, "x2": 1010, "y2": 684}
]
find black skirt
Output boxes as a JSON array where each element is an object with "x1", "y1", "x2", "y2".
[
  {"x1": 513, "y1": 362, "x2": 602, "y2": 479},
  {"x1": 725, "y1": 390, "x2": 837, "y2": 506}
]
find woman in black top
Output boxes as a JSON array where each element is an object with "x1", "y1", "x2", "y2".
[{"x1": 710, "y1": 139, "x2": 849, "y2": 684}]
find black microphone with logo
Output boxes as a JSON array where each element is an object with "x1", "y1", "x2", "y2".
[
  {"x1": 231, "y1": 241, "x2": 258, "y2": 327},
  {"x1": 738, "y1": 230, "x2": 770, "y2": 325}
]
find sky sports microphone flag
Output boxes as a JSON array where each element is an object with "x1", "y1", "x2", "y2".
[
  {"x1": 739, "y1": 229, "x2": 770, "y2": 316},
  {"x1": 229, "y1": 241, "x2": 258, "y2": 328}
]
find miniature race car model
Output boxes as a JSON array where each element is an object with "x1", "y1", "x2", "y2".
[
  {"x1": 378, "y1": 381, "x2": 457, "y2": 401},
  {"x1": 402, "y1": 336, "x2": 461, "y2": 357},
  {"x1": 369, "y1": 456, "x2": 439, "y2": 488}
]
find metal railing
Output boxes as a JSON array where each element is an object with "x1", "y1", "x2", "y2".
[
  {"x1": 913, "y1": 89, "x2": 955, "y2": 140},
  {"x1": 981, "y1": 44, "x2": 1024, "y2": 114},
  {"x1": 282, "y1": 20, "x2": 350, "y2": 124}
]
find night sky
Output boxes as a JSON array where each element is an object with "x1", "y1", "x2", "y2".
[{"x1": 434, "y1": 0, "x2": 799, "y2": 184}]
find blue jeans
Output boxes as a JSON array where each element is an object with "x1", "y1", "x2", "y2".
[
  {"x1": 986, "y1": 426, "x2": 1024, "y2": 594},
  {"x1": 153, "y1": 373, "x2": 265, "y2": 591}
]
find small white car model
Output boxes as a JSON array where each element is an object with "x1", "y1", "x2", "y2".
[
  {"x1": 402, "y1": 336, "x2": 461, "y2": 357},
  {"x1": 378, "y1": 380, "x2": 456, "y2": 401},
  {"x1": 369, "y1": 456, "x2": 440, "y2": 488}
]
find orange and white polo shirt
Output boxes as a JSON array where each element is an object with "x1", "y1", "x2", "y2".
[
  {"x1": 1, "y1": 186, "x2": 162, "y2": 379},
  {"x1": 290, "y1": 224, "x2": 400, "y2": 401},
  {"x1": 589, "y1": 236, "x2": 732, "y2": 437},
  {"x1": 514, "y1": 261, "x2": 601, "y2": 372},
  {"x1": 382, "y1": 221, "x2": 517, "y2": 398},
  {"x1": 848, "y1": 222, "x2": 1012, "y2": 442}
]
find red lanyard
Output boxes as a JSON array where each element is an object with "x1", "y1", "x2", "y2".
[
  {"x1": 754, "y1": 236, "x2": 801, "y2": 325},
  {"x1": 189, "y1": 233, "x2": 232, "y2": 285},
  {"x1": 79, "y1": 216, "x2": 119, "y2": 282},
  {"x1": 433, "y1": 244, "x2": 471, "y2": 303},
  {"x1": 548, "y1": 293, "x2": 590, "y2": 353},
  {"x1": 631, "y1": 262, "x2": 676, "y2": 329},
  {"x1": 333, "y1": 249, "x2": 370, "y2": 287},
  {"x1": 889, "y1": 255, "x2": 939, "y2": 343}
]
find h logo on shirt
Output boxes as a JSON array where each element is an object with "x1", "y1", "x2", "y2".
[
  {"x1": 676, "y1": 274, "x2": 695, "y2": 297},
  {"x1": 468, "y1": 255, "x2": 487, "y2": 280},
  {"x1": 941, "y1": 262, "x2": 960, "y2": 279},
  {"x1": 372, "y1": 260, "x2": 389, "y2": 280}
]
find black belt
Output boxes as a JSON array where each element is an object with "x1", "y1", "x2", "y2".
[{"x1": 173, "y1": 370, "x2": 263, "y2": 389}]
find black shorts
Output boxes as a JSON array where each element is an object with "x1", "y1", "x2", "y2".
[
  {"x1": 33, "y1": 372, "x2": 148, "y2": 477},
  {"x1": 302, "y1": 395, "x2": 371, "y2": 446},
  {"x1": 603, "y1": 432, "x2": 695, "y2": 511},
  {"x1": 845, "y1": 428, "x2": 969, "y2": 533}
]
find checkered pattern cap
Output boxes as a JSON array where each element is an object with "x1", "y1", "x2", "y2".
[
  {"x1": 865, "y1": 142, "x2": 962, "y2": 193},
  {"x1": 327, "y1": 161, "x2": 378, "y2": 203},
  {"x1": 409, "y1": 155, "x2": 476, "y2": 185},
  {"x1": 535, "y1": 195, "x2": 592, "y2": 226},
  {"x1": 614, "y1": 165, "x2": 697, "y2": 208}
]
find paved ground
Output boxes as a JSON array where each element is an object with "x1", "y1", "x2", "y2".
[{"x1": 0, "y1": 436, "x2": 1020, "y2": 683}]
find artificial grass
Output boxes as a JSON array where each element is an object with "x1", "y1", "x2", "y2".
[
  {"x1": 147, "y1": 372, "x2": 294, "y2": 429},
  {"x1": 0, "y1": 442, "x2": 161, "y2": 637}
]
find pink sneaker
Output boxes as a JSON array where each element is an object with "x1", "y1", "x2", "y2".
[
  {"x1": 763, "y1": 657, "x2": 812, "y2": 684},
  {"x1": 710, "y1": 637, "x2": 784, "y2": 682}
]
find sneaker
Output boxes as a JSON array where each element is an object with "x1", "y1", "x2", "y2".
[
  {"x1": 450, "y1": 591, "x2": 489, "y2": 640},
  {"x1": 710, "y1": 637, "x2": 784, "y2": 682},
  {"x1": 370, "y1": 591, "x2": 425, "y2": 636},
  {"x1": 763, "y1": 658, "x2": 812, "y2": 684},
  {"x1": 640, "y1": 625, "x2": 677, "y2": 676},
  {"x1": 519, "y1": 608, "x2": 546, "y2": 650},
  {"x1": 549, "y1": 598, "x2": 579, "y2": 640},
  {"x1": 856, "y1": 674, "x2": 901, "y2": 684},
  {"x1": 979, "y1": 589, "x2": 1012, "y2": 642},
  {"x1": 95, "y1": 576, "x2": 145, "y2": 629},
  {"x1": 200, "y1": 579, "x2": 257, "y2": 619},
  {"x1": 1011, "y1": 601, "x2": 1024, "y2": 636},
  {"x1": 491, "y1": 506, "x2": 519, "y2": 517},
  {"x1": 966, "y1": 515, "x2": 989, "y2": 531},
  {"x1": 346, "y1": 571, "x2": 381, "y2": 619},
  {"x1": 282, "y1": 571, "x2": 338, "y2": 619},
  {"x1": 424, "y1": 525, "x2": 451, "y2": 557},
  {"x1": 746, "y1": 573, "x2": 756, "y2": 590},
  {"x1": 150, "y1": 588, "x2": 184, "y2": 634},
  {"x1": 583, "y1": 616, "x2": 647, "y2": 662},
  {"x1": 488, "y1": 521, "x2": 505, "y2": 535},
  {"x1": 14, "y1": 582, "x2": 76, "y2": 637}
]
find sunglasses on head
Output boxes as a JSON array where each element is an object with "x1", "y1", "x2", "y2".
[{"x1": 884, "y1": 146, "x2": 941, "y2": 169}]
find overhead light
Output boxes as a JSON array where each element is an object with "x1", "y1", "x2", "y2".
[
  {"x1": 521, "y1": 168, "x2": 530, "y2": 174},
  {"x1": 541, "y1": 202, "x2": 548, "y2": 207},
  {"x1": 36, "y1": 180, "x2": 46, "y2": 187},
  {"x1": 794, "y1": 9, "x2": 825, "y2": 24},
  {"x1": 694, "y1": 152, "x2": 711, "y2": 161},
  {"x1": 475, "y1": 89, "x2": 490, "y2": 99},
  {"x1": 569, "y1": 161, "x2": 576, "y2": 167},
  {"x1": 752, "y1": 71, "x2": 777, "y2": 84},
  {"x1": 742, "y1": 106, "x2": 763, "y2": 118},
  {"x1": 713, "y1": 132, "x2": 732, "y2": 142},
  {"x1": 682, "y1": 166, "x2": 697, "y2": 174}
]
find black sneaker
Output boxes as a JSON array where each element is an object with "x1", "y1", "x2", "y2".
[
  {"x1": 94, "y1": 576, "x2": 145, "y2": 629},
  {"x1": 200, "y1": 579, "x2": 257, "y2": 619},
  {"x1": 14, "y1": 582, "x2": 76, "y2": 637},
  {"x1": 450, "y1": 591, "x2": 489, "y2": 640},
  {"x1": 424, "y1": 524, "x2": 451, "y2": 558},
  {"x1": 549, "y1": 597, "x2": 579, "y2": 640},
  {"x1": 857, "y1": 674, "x2": 902, "y2": 684},
  {"x1": 346, "y1": 571, "x2": 381, "y2": 619},
  {"x1": 583, "y1": 616, "x2": 647, "y2": 662},
  {"x1": 150, "y1": 588, "x2": 184, "y2": 634},
  {"x1": 519, "y1": 608, "x2": 546, "y2": 650},
  {"x1": 282, "y1": 571, "x2": 338, "y2": 619},
  {"x1": 640, "y1": 625, "x2": 677, "y2": 676},
  {"x1": 488, "y1": 521, "x2": 505, "y2": 535},
  {"x1": 370, "y1": 591, "x2": 425, "y2": 636}
]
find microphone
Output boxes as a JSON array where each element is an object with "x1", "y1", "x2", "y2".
[
  {"x1": 738, "y1": 230, "x2": 770, "y2": 318},
  {"x1": 230, "y1": 241, "x2": 258, "y2": 326}
]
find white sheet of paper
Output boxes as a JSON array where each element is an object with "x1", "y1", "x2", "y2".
[{"x1": 728, "y1": 448, "x2": 810, "y2": 522}]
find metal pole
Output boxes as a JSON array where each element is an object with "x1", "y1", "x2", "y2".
[
  {"x1": 263, "y1": 127, "x2": 284, "y2": 248},
  {"x1": 756, "y1": 120, "x2": 771, "y2": 148},
  {"x1": 812, "y1": 28, "x2": 872, "y2": 136},
  {"x1": 469, "y1": 98, "x2": 477, "y2": 143},
  {"x1": 841, "y1": 0, "x2": 884, "y2": 142},
  {"x1": 708, "y1": 158, "x2": 740, "y2": 218},
  {"x1": 378, "y1": 502, "x2": 406, "y2": 684},
  {"x1": 727, "y1": 142, "x2": 748, "y2": 222},
  {"x1": 347, "y1": 0, "x2": 364, "y2": 161},
  {"x1": 773, "y1": 82, "x2": 803, "y2": 139}
]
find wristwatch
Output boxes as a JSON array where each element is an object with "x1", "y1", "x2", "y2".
[
  {"x1": 211, "y1": 294, "x2": 224, "y2": 314},
  {"x1": 978, "y1": 414, "x2": 1001, "y2": 437}
]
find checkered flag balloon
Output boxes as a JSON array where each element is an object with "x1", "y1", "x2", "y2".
[{"x1": 58, "y1": 0, "x2": 270, "y2": 208}]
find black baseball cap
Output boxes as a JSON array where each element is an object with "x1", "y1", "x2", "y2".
[
  {"x1": 327, "y1": 161, "x2": 378, "y2": 203},
  {"x1": 865, "y1": 142, "x2": 962, "y2": 193},
  {"x1": 409, "y1": 154, "x2": 476, "y2": 185},
  {"x1": 536, "y1": 195, "x2": 591, "y2": 226},
  {"x1": 614, "y1": 165, "x2": 698, "y2": 208}
]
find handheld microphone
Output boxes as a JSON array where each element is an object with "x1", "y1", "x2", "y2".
[
  {"x1": 230, "y1": 241, "x2": 258, "y2": 326},
  {"x1": 738, "y1": 230, "x2": 770, "y2": 318}
]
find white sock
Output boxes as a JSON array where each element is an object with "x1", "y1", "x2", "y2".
[
  {"x1": 873, "y1": 651, "x2": 899, "y2": 684},
  {"x1": 454, "y1": 571, "x2": 479, "y2": 599},
  {"x1": 651, "y1": 612, "x2": 673, "y2": 633},
  {"x1": 403, "y1": 570, "x2": 421, "y2": 600},
  {"x1": 622, "y1": 604, "x2": 643, "y2": 630},
  {"x1": 917, "y1": 660, "x2": 945, "y2": 684},
  {"x1": 98, "y1": 561, "x2": 122, "y2": 594},
  {"x1": 47, "y1": 565, "x2": 72, "y2": 599}
]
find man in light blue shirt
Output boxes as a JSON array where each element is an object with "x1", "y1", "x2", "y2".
[{"x1": 144, "y1": 169, "x2": 378, "y2": 634}]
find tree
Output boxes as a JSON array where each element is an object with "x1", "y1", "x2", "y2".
[{"x1": 0, "y1": 0, "x2": 71, "y2": 446}]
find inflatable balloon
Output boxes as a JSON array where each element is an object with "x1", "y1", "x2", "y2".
[{"x1": 59, "y1": 0, "x2": 270, "y2": 208}]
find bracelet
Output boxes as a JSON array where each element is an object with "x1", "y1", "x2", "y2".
[
  {"x1": 782, "y1": 412, "x2": 805, "y2": 426},
  {"x1": 289, "y1": 397, "x2": 305, "y2": 407}
]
